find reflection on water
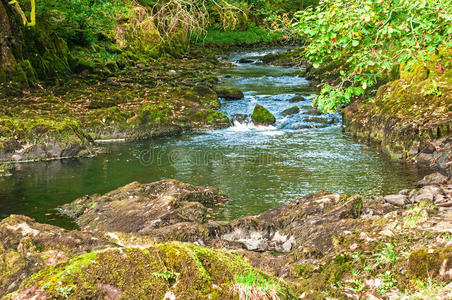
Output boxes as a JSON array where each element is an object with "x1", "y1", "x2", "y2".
[{"x1": 0, "y1": 49, "x2": 429, "y2": 228}]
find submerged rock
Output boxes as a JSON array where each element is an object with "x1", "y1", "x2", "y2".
[
  {"x1": 282, "y1": 106, "x2": 300, "y2": 116},
  {"x1": 251, "y1": 105, "x2": 276, "y2": 126},
  {"x1": 214, "y1": 87, "x2": 244, "y2": 100},
  {"x1": 304, "y1": 116, "x2": 335, "y2": 124}
]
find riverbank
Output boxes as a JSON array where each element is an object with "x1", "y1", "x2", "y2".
[
  {"x1": 1, "y1": 172, "x2": 451, "y2": 298},
  {"x1": 0, "y1": 49, "x2": 233, "y2": 163},
  {"x1": 263, "y1": 47, "x2": 452, "y2": 174}
]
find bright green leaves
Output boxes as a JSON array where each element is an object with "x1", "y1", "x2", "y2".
[{"x1": 293, "y1": 0, "x2": 452, "y2": 112}]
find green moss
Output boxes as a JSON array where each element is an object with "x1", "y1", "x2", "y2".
[
  {"x1": 251, "y1": 104, "x2": 276, "y2": 125},
  {"x1": 408, "y1": 247, "x2": 452, "y2": 280},
  {"x1": 12, "y1": 242, "x2": 294, "y2": 299},
  {"x1": 205, "y1": 111, "x2": 229, "y2": 126},
  {"x1": 214, "y1": 86, "x2": 244, "y2": 100}
]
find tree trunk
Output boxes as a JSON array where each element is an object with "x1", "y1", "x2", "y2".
[{"x1": 0, "y1": 0, "x2": 18, "y2": 77}]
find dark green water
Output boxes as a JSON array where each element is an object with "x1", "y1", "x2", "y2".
[{"x1": 0, "y1": 49, "x2": 428, "y2": 229}]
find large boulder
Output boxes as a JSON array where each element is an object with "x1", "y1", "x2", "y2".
[
  {"x1": 6, "y1": 242, "x2": 293, "y2": 299},
  {"x1": 415, "y1": 172, "x2": 448, "y2": 187},
  {"x1": 59, "y1": 180, "x2": 228, "y2": 235},
  {"x1": 0, "y1": 215, "x2": 114, "y2": 296},
  {"x1": 251, "y1": 105, "x2": 276, "y2": 126}
]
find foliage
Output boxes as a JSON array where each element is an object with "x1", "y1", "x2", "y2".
[
  {"x1": 198, "y1": 23, "x2": 283, "y2": 46},
  {"x1": 377, "y1": 270, "x2": 397, "y2": 294},
  {"x1": 374, "y1": 242, "x2": 399, "y2": 266},
  {"x1": 37, "y1": 0, "x2": 130, "y2": 46},
  {"x1": 152, "y1": 271, "x2": 179, "y2": 283},
  {"x1": 293, "y1": 0, "x2": 452, "y2": 112}
]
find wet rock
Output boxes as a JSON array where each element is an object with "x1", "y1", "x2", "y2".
[
  {"x1": 214, "y1": 87, "x2": 244, "y2": 100},
  {"x1": 304, "y1": 116, "x2": 335, "y2": 124},
  {"x1": 289, "y1": 95, "x2": 305, "y2": 103},
  {"x1": 232, "y1": 114, "x2": 248, "y2": 124},
  {"x1": 384, "y1": 194, "x2": 408, "y2": 207},
  {"x1": 303, "y1": 107, "x2": 323, "y2": 116},
  {"x1": 282, "y1": 106, "x2": 300, "y2": 116},
  {"x1": 415, "y1": 172, "x2": 448, "y2": 187},
  {"x1": 59, "y1": 180, "x2": 228, "y2": 234},
  {"x1": 238, "y1": 58, "x2": 254, "y2": 64},
  {"x1": 251, "y1": 105, "x2": 276, "y2": 126}
]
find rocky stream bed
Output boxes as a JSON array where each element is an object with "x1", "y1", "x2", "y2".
[{"x1": 0, "y1": 48, "x2": 451, "y2": 299}]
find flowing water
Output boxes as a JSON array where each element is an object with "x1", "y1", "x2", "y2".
[{"x1": 0, "y1": 49, "x2": 428, "y2": 229}]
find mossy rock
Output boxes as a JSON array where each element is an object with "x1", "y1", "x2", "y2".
[
  {"x1": 214, "y1": 87, "x2": 244, "y2": 100},
  {"x1": 8, "y1": 242, "x2": 294, "y2": 299},
  {"x1": 251, "y1": 105, "x2": 276, "y2": 126},
  {"x1": 408, "y1": 247, "x2": 452, "y2": 280},
  {"x1": 289, "y1": 95, "x2": 305, "y2": 103},
  {"x1": 282, "y1": 106, "x2": 300, "y2": 116}
]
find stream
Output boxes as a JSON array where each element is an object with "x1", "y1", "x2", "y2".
[{"x1": 0, "y1": 49, "x2": 429, "y2": 229}]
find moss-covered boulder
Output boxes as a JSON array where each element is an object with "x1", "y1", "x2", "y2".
[
  {"x1": 0, "y1": 215, "x2": 115, "y2": 296},
  {"x1": 214, "y1": 86, "x2": 244, "y2": 100},
  {"x1": 6, "y1": 242, "x2": 293, "y2": 299},
  {"x1": 282, "y1": 106, "x2": 300, "y2": 116},
  {"x1": 59, "y1": 180, "x2": 228, "y2": 236},
  {"x1": 251, "y1": 105, "x2": 276, "y2": 126}
]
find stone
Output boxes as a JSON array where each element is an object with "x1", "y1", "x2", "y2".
[
  {"x1": 304, "y1": 116, "x2": 335, "y2": 124},
  {"x1": 289, "y1": 95, "x2": 305, "y2": 103},
  {"x1": 282, "y1": 106, "x2": 300, "y2": 116},
  {"x1": 238, "y1": 58, "x2": 254, "y2": 64},
  {"x1": 411, "y1": 185, "x2": 443, "y2": 203},
  {"x1": 384, "y1": 194, "x2": 408, "y2": 206},
  {"x1": 214, "y1": 87, "x2": 244, "y2": 100},
  {"x1": 232, "y1": 114, "x2": 248, "y2": 124},
  {"x1": 251, "y1": 105, "x2": 276, "y2": 126},
  {"x1": 399, "y1": 189, "x2": 411, "y2": 195},
  {"x1": 59, "y1": 180, "x2": 228, "y2": 234},
  {"x1": 415, "y1": 172, "x2": 448, "y2": 187}
]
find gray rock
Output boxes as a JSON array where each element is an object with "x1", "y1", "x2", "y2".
[
  {"x1": 305, "y1": 116, "x2": 335, "y2": 124},
  {"x1": 289, "y1": 95, "x2": 305, "y2": 103},
  {"x1": 411, "y1": 185, "x2": 444, "y2": 203},
  {"x1": 415, "y1": 172, "x2": 448, "y2": 187},
  {"x1": 282, "y1": 106, "x2": 300, "y2": 116},
  {"x1": 399, "y1": 189, "x2": 411, "y2": 196},
  {"x1": 384, "y1": 195, "x2": 408, "y2": 207}
]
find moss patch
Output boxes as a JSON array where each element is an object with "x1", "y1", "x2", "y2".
[{"x1": 10, "y1": 242, "x2": 294, "y2": 299}]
